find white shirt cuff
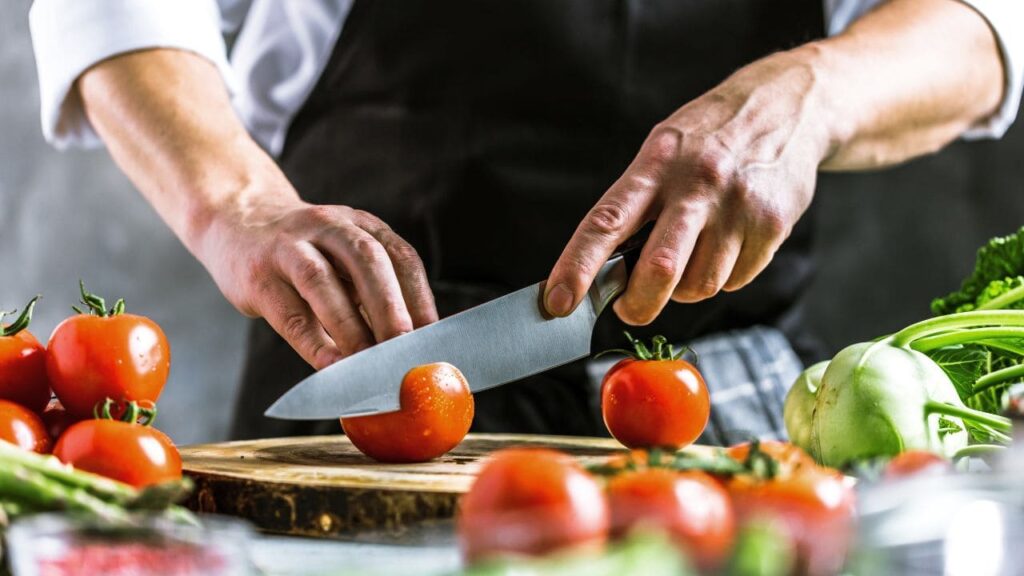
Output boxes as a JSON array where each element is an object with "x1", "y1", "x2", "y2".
[
  {"x1": 958, "y1": 0, "x2": 1024, "y2": 140},
  {"x1": 29, "y1": 0, "x2": 235, "y2": 150}
]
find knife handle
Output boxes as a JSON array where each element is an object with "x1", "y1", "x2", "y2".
[
  {"x1": 611, "y1": 222, "x2": 654, "y2": 276},
  {"x1": 582, "y1": 223, "x2": 654, "y2": 316}
]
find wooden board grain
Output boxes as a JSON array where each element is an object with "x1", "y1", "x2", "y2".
[{"x1": 182, "y1": 433, "x2": 654, "y2": 539}]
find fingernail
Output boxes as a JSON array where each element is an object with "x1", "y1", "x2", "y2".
[{"x1": 545, "y1": 283, "x2": 574, "y2": 317}]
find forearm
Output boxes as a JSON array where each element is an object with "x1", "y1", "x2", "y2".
[
  {"x1": 812, "y1": 0, "x2": 1004, "y2": 170},
  {"x1": 76, "y1": 48, "x2": 296, "y2": 256}
]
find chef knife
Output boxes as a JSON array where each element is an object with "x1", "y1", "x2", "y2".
[{"x1": 265, "y1": 230, "x2": 649, "y2": 419}]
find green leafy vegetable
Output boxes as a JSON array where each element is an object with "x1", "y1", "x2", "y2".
[
  {"x1": 459, "y1": 531, "x2": 692, "y2": 576},
  {"x1": 932, "y1": 226, "x2": 1024, "y2": 315}
]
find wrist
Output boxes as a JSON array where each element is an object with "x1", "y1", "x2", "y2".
[
  {"x1": 785, "y1": 41, "x2": 855, "y2": 165},
  {"x1": 180, "y1": 148, "x2": 303, "y2": 261}
]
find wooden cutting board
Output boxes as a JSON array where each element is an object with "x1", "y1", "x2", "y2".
[{"x1": 182, "y1": 433, "x2": 668, "y2": 539}]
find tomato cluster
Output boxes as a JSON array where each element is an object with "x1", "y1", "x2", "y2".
[
  {"x1": 0, "y1": 284, "x2": 180, "y2": 488},
  {"x1": 457, "y1": 441, "x2": 857, "y2": 574}
]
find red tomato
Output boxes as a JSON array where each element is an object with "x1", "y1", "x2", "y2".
[
  {"x1": 0, "y1": 399, "x2": 52, "y2": 453},
  {"x1": 41, "y1": 399, "x2": 79, "y2": 442},
  {"x1": 607, "y1": 468, "x2": 735, "y2": 570},
  {"x1": 728, "y1": 466, "x2": 855, "y2": 576},
  {"x1": 47, "y1": 291, "x2": 170, "y2": 420},
  {"x1": 458, "y1": 448, "x2": 609, "y2": 562},
  {"x1": 54, "y1": 419, "x2": 181, "y2": 488},
  {"x1": 601, "y1": 345, "x2": 710, "y2": 450},
  {"x1": 884, "y1": 450, "x2": 951, "y2": 480},
  {"x1": 342, "y1": 362, "x2": 474, "y2": 463},
  {"x1": 0, "y1": 297, "x2": 51, "y2": 414}
]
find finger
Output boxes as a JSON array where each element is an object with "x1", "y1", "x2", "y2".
[
  {"x1": 258, "y1": 279, "x2": 343, "y2": 369},
  {"x1": 612, "y1": 202, "x2": 706, "y2": 326},
  {"x1": 356, "y1": 218, "x2": 439, "y2": 328},
  {"x1": 318, "y1": 226, "x2": 414, "y2": 342},
  {"x1": 672, "y1": 225, "x2": 744, "y2": 304},
  {"x1": 544, "y1": 133, "x2": 683, "y2": 317},
  {"x1": 722, "y1": 234, "x2": 779, "y2": 293},
  {"x1": 280, "y1": 241, "x2": 374, "y2": 356}
]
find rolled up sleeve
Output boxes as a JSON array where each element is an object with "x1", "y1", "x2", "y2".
[
  {"x1": 828, "y1": 0, "x2": 1023, "y2": 140},
  {"x1": 958, "y1": 0, "x2": 1024, "y2": 139},
  {"x1": 29, "y1": 0, "x2": 235, "y2": 150}
]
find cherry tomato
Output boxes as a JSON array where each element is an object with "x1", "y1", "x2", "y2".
[
  {"x1": 47, "y1": 284, "x2": 170, "y2": 420},
  {"x1": 0, "y1": 297, "x2": 51, "y2": 414},
  {"x1": 458, "y1": 448, "x2": 609, "y2": 562},
  {"x1": 54, "y1": 419, "x2": 181, "y2": 488},
  {"x1": 601, "y1": 335, "x2": 709, "y2": 450},
  {"x1": 884, "y1": 450, "x2": 952, "y2": 480},
  {"x1": 0, "y1": 399, "x2": 51, "y2": 453},
  {"x1": 41, "y1": 399, "x2": 79, "y2": 443},
  {"x1": 728, "y1": 465, "x2": 855, "y2": 576},
  {"x1": 607, "y1": 468, "x2": 735, "y2": 570},
  {"x1": 342, "y1": 362, "x2": 474, "y2": 463}
]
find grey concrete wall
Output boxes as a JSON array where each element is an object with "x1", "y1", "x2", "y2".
[{"x1": 2, "y1": 5, "x2": 1022, "y2": 445}]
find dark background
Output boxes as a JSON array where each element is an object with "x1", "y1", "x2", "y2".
[{"x1": 2, "y1": 8, "x2": 1022, "y2": 443}]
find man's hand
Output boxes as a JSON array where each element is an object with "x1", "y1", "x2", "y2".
[
  {"x1": 545, "y1": 0, "x2": 1004, "y2": 325},
  {"x1": 546, "y1": 49, "x2": 828, "y2": 325},
  {"x1": 201, "y1": 198, "x2": 437, "y2": 368},
  {"x1": 77, "y1": 49, "x2": 437, "y2": 369}
]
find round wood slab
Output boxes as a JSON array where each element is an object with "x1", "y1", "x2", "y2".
[{"x1": 182, "y1": 433, "x2": 632, "y2": 539}]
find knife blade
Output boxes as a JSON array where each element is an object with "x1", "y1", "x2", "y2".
[{"x1": 264, "y1": 255, "x2": 631, "y2": 419}]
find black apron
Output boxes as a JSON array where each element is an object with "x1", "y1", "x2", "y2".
[{"x1": 231, "y1": 0, "x2": 825, "y2": 440}]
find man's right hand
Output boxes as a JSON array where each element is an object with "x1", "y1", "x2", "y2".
[
  {"x1": 76, "y1": 48, "x2": 437, "y2": 369},
  {"x1": 201, "y1": 199, "x2": 437, "y2": 369}
]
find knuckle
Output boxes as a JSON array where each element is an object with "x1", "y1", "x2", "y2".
[
  {"x1": 644, "y1": 249, "x2": 680, "y2": 281},
  {"x1": 646, "y1": 124, "x2": 684, "y2": 164},
  {"x1": 281, "y1": 312, "x2": 312, "y2": 342},
  {"x1": 690, "y1": 150, "x2": 734, "y2": 189},
  {"x1": 350, "y1": 234, "x2": 387, "y2": 264},
  {"x1": 293, "y1": 255, "x2": 331, "y2": 287},
  {"x1": 675, "y1": 276, "x2": 724, "y2": 301},
  {"x1": 390, "y1": 241, "x2": 422, "y2": 268},
  {"x1": 244, "y1": 256, "x2": 276, "y2": 293},
  {"x1": 692, "y1": 278, "x2": 724, "y2": 301},
  {"x1": 760, "y1": 209, "x2": 790, "y2": 239},
  {"x1": 351, "y1": 209, "x2": 383, "y2": 229},
  {"x1": 585, "y1": 201, "x2": 631, "y2": 238},
  {"x1": 304, "y1": 205, "x2": 338, "y2": 226}
]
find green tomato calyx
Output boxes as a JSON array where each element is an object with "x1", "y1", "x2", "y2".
[{"x1": 73, "y1": 280, "x2": 126, "y2": 317}]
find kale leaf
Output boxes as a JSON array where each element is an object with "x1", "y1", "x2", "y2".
[{"x1": 932, "y1": 226, "x2": 1024, "y2": 315}]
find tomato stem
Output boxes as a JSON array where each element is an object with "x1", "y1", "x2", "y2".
[
  {"x1": 742, "y1": 438, "x2": 780, "y2": 481},
  {"x1": 74, "y1": 280, "x2": 126, "y2": 317},
  {"x1": 0, "y1": 295, "x2": 39, "y2": 337},
  {"x1": 595, "y1": 332, "x2": 698, "y2": 363},
  {"x1": 93, "y1": 398, "x2": 158, "y2": 427}
]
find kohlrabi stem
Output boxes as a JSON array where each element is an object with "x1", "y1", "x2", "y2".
[
  {"x1": 976, "y1": 284, "x2": 1024, "y2": 311},
  {"x1": 973, "y1": 364, "x2": 1024, "y2": 395},
  {"x1": 925, "y1": 400, "x2": 1012, "y2": 434},
  {"x1": 953, "y1": 444, "x2": 1006, "y2": 460},
  {"x1": 892, "y1": 310, "x2": 1024, "y2": 348},
  {"x1": 911, "y1": 327, "x2": 1024, "y2": 353},
  {"x1": 977, "y1": 339, "x2": 1024, "y2": 357},
  {"x1": 971, "y1": 424, "x2": 1013, "y2": 444}
]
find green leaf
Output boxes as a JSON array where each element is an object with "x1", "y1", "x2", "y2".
[
  {"x1": 927, "y1": 345, "x2": 991, "y2": 403},
  {"x1": 932, "y1": 226, "x2": 1024, "y2": 315}
]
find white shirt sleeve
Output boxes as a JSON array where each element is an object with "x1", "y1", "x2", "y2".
[
  {"x1": 958, "y1": 0, "x2": 1024, "y2": 140},
  {"x1": 29, "y1": 0, "x2": 236, "y2": 150},
  {"x1": 826, "y1": 0, "x2": 1024, "y2": 140}
]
